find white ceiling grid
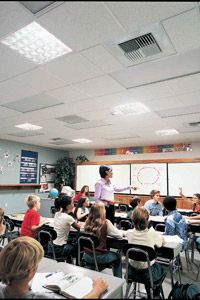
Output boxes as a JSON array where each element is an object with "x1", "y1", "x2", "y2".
[{"x1": 0, "y1": 1, "x2": 200, "y2": 150}]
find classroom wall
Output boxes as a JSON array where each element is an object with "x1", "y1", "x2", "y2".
[
  {"x1": 0, "y1": 139, "x2": 68, "y2": 214},
  {"x1": 69, "y1": 142, "x2": 200, "y2": 161}
]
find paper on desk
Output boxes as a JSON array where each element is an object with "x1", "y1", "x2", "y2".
[{"x1": 163, "y1": 235, "x2": 183, "y2": 244}]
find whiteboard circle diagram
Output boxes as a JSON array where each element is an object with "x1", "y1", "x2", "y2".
[{"x1": 137, "y1": 167, "x2": 160, "y2": 185}]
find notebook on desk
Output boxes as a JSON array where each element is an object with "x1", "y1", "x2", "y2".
[{"x1": 31, "y1": 272, "x2": 93, "y2": 299}]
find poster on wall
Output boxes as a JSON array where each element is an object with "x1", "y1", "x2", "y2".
[
  {"x1": 20, "y1": 150, "x2": 38, "y2": 184},
  {"x1": 39, "y1": 163, "x2": 56, "y2": 192}
]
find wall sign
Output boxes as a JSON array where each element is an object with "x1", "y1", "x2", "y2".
[
  {"x1": 20, "y1": 150, "x2": 38, "y2": 184},
  {"x1": 39, "y1": 163, "x2": 55, "y2": 192}
]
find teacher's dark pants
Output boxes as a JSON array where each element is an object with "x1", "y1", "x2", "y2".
[{"x1": 105, "y1": 204, "x2": 115, "y2": 224}]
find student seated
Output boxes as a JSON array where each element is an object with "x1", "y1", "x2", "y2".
[
  {"x1": 53, "y1": 196, "x2": 80, "y2": 262},
  {"x1": 127, "y1": 197, "x2": 142, "y2": 219},
  {"x1": 144, "y1": 190, "x2": 163, "y2": 216},
  {"x1": 179, "y1": 187, "x2": 200, "y2": 212},
  {"x1": 74, "y1": 197, "x2": 90, "y2": 222},
  {"x1": 84, "y1": 202, "x2": 124, "y2": 278},
  {"x1": 126, "y1": 207, "x2": 167, "y2": 298},
  {"x1": 163, "y1": 196, "x2": 187, "y2": 251},
  {"x1": 20, "y1": 195, "x2": 48, "y2": 239},
  {"x1": 60, "y1": 186, "x2": 75, "y2": 199},
  {"x1": 0, "y1": 236, "x2": 108, "y2": 299},
  {"x1": 73, "y1": 185, "x2": 90, "y2": 203}
]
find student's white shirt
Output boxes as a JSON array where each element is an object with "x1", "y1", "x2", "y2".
[
  {"x1": 106, "y1": 219, "x2": 124, "y2": 239},
  {"x1": 126, "y1": 227, "x2": 163, "y2": 269},
  {"x1": 53, "y1": 212, "x2": 75, "y2": 246}
]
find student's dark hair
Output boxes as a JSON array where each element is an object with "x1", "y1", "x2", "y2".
[
  {"x1": 74, "y1": 197, "x2": 88, "y2": 219},
  {"x1": 59, "y1": 195, "x2": 72, "y2": 211},
  {"x1": 130, "y1": 197, "x2": 141, "y2": 209},
  {"x1": 163, "y1": 196, "x2": 177, "y2": 211},
  {"x1": 99, "y1": 165, "x2": 112, "y2": 178},
  {"x1": 132, "y1": 207, "x2": 149, "y2": 231},
  {"x1": 194, "y1": 193, "x2": 200, "y2": 200},
  {"x1": 80, "y1": 185, "x2": 90, "y2": 197}
]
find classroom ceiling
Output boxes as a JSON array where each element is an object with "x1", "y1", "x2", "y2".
[{"x1": 0, "y1": 1, "x2": 200, "y2": 150}]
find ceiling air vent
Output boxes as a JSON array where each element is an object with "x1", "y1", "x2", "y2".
[
  {"x1": 189, "y1": 121, "x2": 200, "y2": 127},
  {"x1": 118, "y1": 33, "x2": 161, "y2": 62},
  {"x1": 104, "y1": 23, "x2": 175, "y2": 67}
]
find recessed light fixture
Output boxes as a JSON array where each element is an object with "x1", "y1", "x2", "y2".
[
  {"x1": 111, "y1": 102, "x2": 150, "y2": 116},
  {"x1": 1, "y1": 21, "x2": 72, "y2": 64},
  {"x1": 155, "y1": 129, "x2": 179, "y2": 136},
  {"x1": 72, "y1": 139, "x2": 92, "y2": 143},
  {"x1": 15, "y1": 123, "x2": 43, "y2": 131}
]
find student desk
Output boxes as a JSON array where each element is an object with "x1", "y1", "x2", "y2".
[{"x1": 37, "y1": 257, "x2": 125, "y2": 299}]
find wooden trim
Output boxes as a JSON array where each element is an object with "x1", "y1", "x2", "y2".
[
  {"x1": 0, "y1": 184, "x2": 41, "y2": 191},
  {"x1": 75, "y1": 158, "x2": 200, "y2": 165}
]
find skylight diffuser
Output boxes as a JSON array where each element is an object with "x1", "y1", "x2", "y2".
[
  {"x1": 72, "y1": 139, "x2": 92, "y2": 143},
  {"x1": 1, "y1": 21, "x2": 72, "y2": 64},
  {"x1": 155, "y1": 129, "x2": 179, "y2": 136},
  {"x1": 111, "y1": 102, "x2": 150, "y2": 116},
  {"x1": 15, "y1": 123, "x2": 43, "y2": 131}
]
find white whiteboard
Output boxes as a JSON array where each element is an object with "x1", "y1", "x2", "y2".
[
  {"x1": 168, "y1": 163, "x2": 200, "y2": 197},
  {"x1": 76, "y1": 164, "x2": 130, "y2": 193},
  {"x1": 131, "y1": 163, "x2": 167, "y2": 195}
]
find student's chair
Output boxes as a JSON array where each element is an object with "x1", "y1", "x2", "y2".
[
  {"x1": 38, "y1": 229, "x2": 69, "y2": 262},
  {"x1": 118, "y1": 219, "x2": 133, "y2": 231},
  {"x1": 3, "y1": 216, "x2": 19, "y2": 240},
  {"x1": 123, "y1": 243, "x2": 166, "y2": 299},
  {"x1": 78, "y1": 232, "x2": 112, "y2": 272},
  {"x1": 119, "y1": 204, "x2": 129, "y2": 212}
]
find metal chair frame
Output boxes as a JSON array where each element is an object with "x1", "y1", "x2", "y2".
[{"x1": 123, "y1": 243, "x2": 165, "y2": 299}]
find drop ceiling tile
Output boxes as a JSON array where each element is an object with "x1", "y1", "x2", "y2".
[
  {"x1": 38, "y1": 1, "x2": 126, "y2": 51},
  {"x1": 167, "y1": 73, "x2": 200, "y2": 94},
  {"x1": 15, "y1": 68, "x2": 66, "y2": 94},
  {"x1": 105, "y1": 2, "x2": 196, "y2": 32},
  {"x1": 0, "y1": 78, "x2": 36, "y2": 103},
  {"x1": 162, "y1": 9, "x2": 200, "y2": 53},
  {"x1": 73, "y1": 75, "x2": 125, "y2": 98},
  {"x1": 1, "y1": 94, "x2": 63, "y2": 113},
  {"x1": 65, "y1": 120, "x2": 112, "y2": 130},
  {"x1": 45, "y1": 84, "x2": 89, "y2": 103},
  {"x1": 81, "y1": 45, "x2": 123, "y2": 74},
  {"x1": 0, "y1": 44, "x2": 36, "y2": 82},
  {"x1": 42, "y1": 53, "x2": 103, "y2": 85},
  {"x1": 129, "y1": 81, "x2": 174, "y2": 102},
  {"x1": 112, "y1": 48, "x2": 200, "y2": 88},
  {"x1": 0, "y1": 106, "x2": 22, "y2": 120},
  {"x1": 0, "y1": 2, "x2": 34, "y2": 38}
]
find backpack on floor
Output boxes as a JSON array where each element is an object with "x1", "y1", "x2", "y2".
[{"x1": 168, "y1": 281, "x2": 200, "y2": 299}]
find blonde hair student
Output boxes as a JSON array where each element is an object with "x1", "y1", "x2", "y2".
[
  {"x1": 0, "y1": 208, "x2": 5, "y2": 235},
  {"x1": 0, "y1": 236, "x2": 108, "y2": 299}
]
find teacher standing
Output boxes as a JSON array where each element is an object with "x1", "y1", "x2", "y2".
[{"x1": 94, "y1": 165, "x2": 136, "y2": 224}]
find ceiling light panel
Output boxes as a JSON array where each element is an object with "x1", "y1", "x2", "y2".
[
  {"x1": 111, "y1": 102, "x2": 150, "y2": 116},
  {"x1": 8, "y1": 131, "x2": 44, "y2": 137},
  {"x1": 72, "y1": 139, "x2": 92, "y2": 143},
  {"x1": 1, "y1": 21, "x2": 72, "y2": 65},
  {"x1": 155, "y1": 129, "x2": 179, "y2": 136},
  {"x1": 15, "y1": 123, "x2": 43, "y2": 131}
]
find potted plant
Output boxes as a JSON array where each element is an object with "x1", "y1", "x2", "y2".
[
  {"x1": 54, "y1": 157, "x2": 75, "y2": 191},
  {"x1": 75, "y1": 155, "x2": 89, "y2": 164}
]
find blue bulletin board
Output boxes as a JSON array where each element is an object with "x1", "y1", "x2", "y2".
[{"x1": 20, "y1": 150, "x2": 38, "y2": 184}]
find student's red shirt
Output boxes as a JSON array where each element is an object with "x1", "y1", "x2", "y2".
[
  {"x1": 194, "y1": 203, "x2": 200, "y2": 212},
  {"x1": 73, "y1": 192, "x2": 82, "y2": 203},
  {"x1": 20, "y1": 208, "x2": 40, "y2": 238}
]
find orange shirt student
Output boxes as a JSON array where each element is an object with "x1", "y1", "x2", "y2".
[{"x1": 20, "y1": 195, "x2": 48, "y2": 239}]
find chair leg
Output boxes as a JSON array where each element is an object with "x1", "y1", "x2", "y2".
[
  {"x1": 196, "y1": 263, "x2": 200, "y2": 281},
  {"x1": 124, "y1": 282, "x2": 132, "y2": 299}
]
